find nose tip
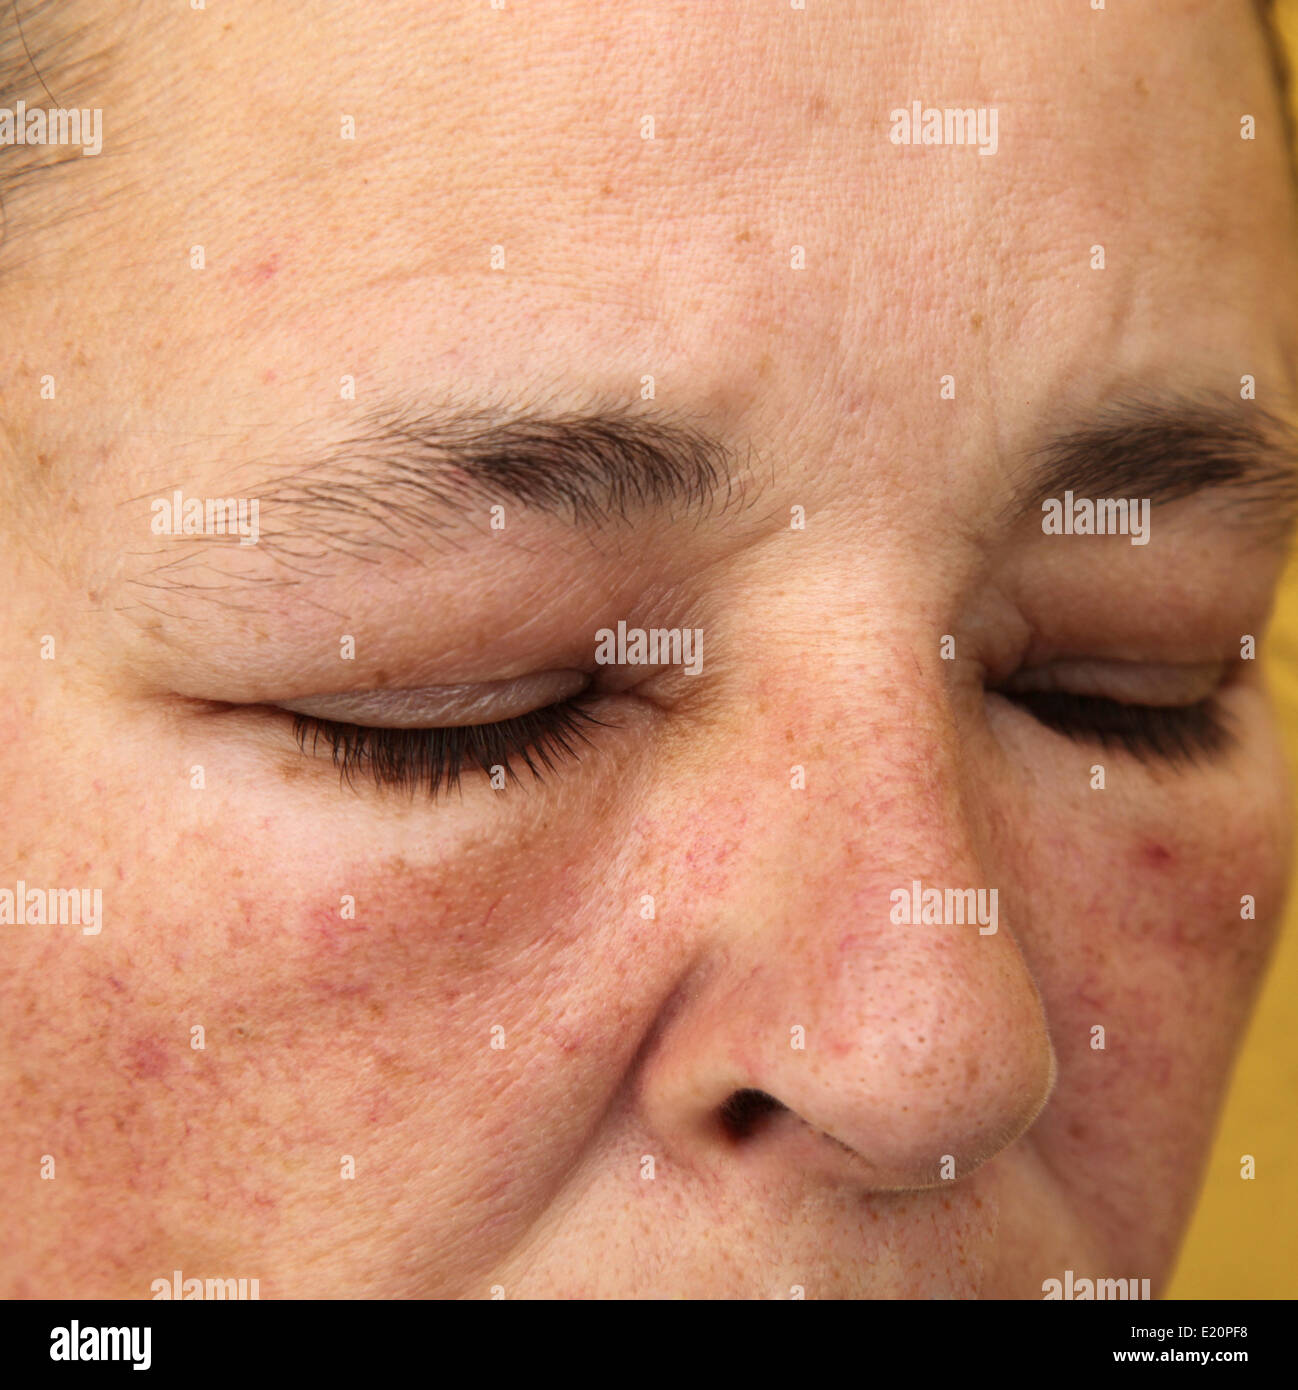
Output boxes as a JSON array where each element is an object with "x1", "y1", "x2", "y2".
[
  {"x1": 640, "y1": 919, "x2": 1059, "y2": 1192},
  {"x1": 708, "y1": 1013, "x2": 1056, "y2": 1191},
  {"x1": 840, "y1": 1012, "x2": 1058, "y2": 1187},
  {"x1": 817, "y1": 944, "x2": 1058, "y2": 1185}
]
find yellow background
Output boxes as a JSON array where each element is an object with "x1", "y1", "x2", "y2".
[{"x1": 1165, "y1": 0, "x2": 1298, "y2": 1297}]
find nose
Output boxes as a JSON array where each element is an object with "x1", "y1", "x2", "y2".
[{"x1": 635, "y1": 684, "x2": 1056, "y2": 1191}]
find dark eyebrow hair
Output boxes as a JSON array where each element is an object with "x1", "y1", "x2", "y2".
[
  {"x1": 1011, "y1": 394, "x2": 1298, "y2": 538},
  {"x1": 255, "y1": 401, "x2": 749, "y2": 553}
]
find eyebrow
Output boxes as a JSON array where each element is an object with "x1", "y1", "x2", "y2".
[
  {"x1": 1011, "y1": 394, "x2": 1298, "y2": 537},
  {"x1": 255, "y1": 401, "x2": 748, "y2": 554},
  {"x1": 132, "y1": 390, "x2": 1298, "y2": 605}
]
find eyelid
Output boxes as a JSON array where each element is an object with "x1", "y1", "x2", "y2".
[
  {"x1": 998, "y1": 659, "x2": 1226, "y2": 705},
  {"x1": 277, "y1": 670, "x2": 591, "y2": 727}
]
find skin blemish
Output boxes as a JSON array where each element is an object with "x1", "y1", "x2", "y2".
[
  {"x1": 125, "y1": 1034, "x2": 173, "y2": 1083},
  {"x1": 1141, "y1": 841, "x2": 1174, "y2": 870}
]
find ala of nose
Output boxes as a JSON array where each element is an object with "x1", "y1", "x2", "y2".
[{"x1": 637, "y1": 883, "x2": 1057, "y2": 1191}]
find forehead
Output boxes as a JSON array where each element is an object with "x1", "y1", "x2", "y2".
[{"x1": 6, "y1": 0, "x2": 1297, "y2": 503}]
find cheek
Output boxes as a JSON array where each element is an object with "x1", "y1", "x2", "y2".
[
  {"x1": 2, "y1": 686, "x2": 762, "y2": 1291},
  {"x1": 1001, "y1": 734, "x2": 1291, "y2": 1271},
  {"x1": 198, "y1": 798, "x2": 733, "y2": 1259},
  {"x1": 1012, "y1": 722, "x2": 1291, "y2": 1022},
  {"x1": 1096, "y1": 763, "x2": 1288, "y2": 991}
]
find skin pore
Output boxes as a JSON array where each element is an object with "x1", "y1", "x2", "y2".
[{"x1": 0, "y1": 0, "x2": 1296, "y2": 1297}]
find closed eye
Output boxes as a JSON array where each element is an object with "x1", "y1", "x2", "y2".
[
  {"x1": 289, "y1": 696, "x2": 607, "y2": 798},
  {"x1": 1000, "y1": 688, "x2": 1231, "y2": 764}
]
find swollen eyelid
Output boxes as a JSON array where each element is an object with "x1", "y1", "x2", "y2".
[
  {"x1": 279, "y1": 670, "x2": 590, "y2": 727},
  {"x1": 999, "y1": 660, "x2": 1226, "y2": 706}
]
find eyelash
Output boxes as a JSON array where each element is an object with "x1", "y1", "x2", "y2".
[
  {"x1": 289, "y1": 681, "x2": 1229, "y2": 798},
  {"x1": 1003, "y1": 689, "x2": 1232, "y2": 763},
  {"x1": 291, "y1": 697, "x2": 604, "y2": 797}
]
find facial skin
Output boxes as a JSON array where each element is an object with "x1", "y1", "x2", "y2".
[{"x1": 0, "y1": 0, "x2": 1296, "y2": 1299}]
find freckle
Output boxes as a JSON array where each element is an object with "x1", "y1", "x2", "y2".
[
  {"x1": 1134, "y1": 76, "x2": 1149, "y2": 96},
  {"x1": 600, "y1": 182, "x2": 613, "y2": 197},
  {"x1": 970, "y1": 312, "x2": 983, "y2": 330},
  {"x1": 736, "y1": 227, "x2": 752, "y2": 243}
]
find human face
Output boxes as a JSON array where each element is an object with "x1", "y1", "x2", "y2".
[{"x1": 1, "y1": 0, "x2": 1295, "y2": 1298}]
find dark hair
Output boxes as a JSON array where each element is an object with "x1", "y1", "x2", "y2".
[{"x1": 0, "y1": 1, "x2": 121, "y2": 248}]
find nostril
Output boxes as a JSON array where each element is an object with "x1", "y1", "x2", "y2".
[{"x1": 718, "y1": 1088, "x2": 786, "y2": 1141}]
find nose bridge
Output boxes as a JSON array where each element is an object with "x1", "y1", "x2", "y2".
[
  {"x1": 759, "y1": 648, "x2": 989, "y2": 910},
  {"x1": 755, "y1": 679, "x2": 1025, "y2": 1039}
]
